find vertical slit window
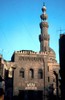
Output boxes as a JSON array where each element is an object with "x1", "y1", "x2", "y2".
[
  {"x1": 47, "y1": 66, "x2": 49, "y2": 72},
  {"x1": 38, "y1": 69, "x2": 43, "y2": 79},
  {"x1": 48, "y1": 77, "x2": 50, "y2": 82},
  {"x1": 20, "y1": 68, "x2": 24, "y2": 78},
  {"x1": 29, "y1": 69, "x2": 34, "y2": 79}
]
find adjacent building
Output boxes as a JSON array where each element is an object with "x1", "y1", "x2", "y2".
[{"x1": 59, "y1": 34, "x2": 65, "y2": 100}]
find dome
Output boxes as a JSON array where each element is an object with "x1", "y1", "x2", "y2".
[
  {"x1": 49, "y1": 48, "x2": 55, "y2": 55},
  {"x1": 48, "y1": 48, "x2": 57, "y2": 62},
  {"x1": 49, "y1": 48, "x2": 56, "y2": 59}
]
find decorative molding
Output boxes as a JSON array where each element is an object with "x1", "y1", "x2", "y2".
[{"x1": 19, "y1": 56, "x2": 43, "y2": 62}]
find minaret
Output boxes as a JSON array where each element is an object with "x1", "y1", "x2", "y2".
[{"x1": 39, "y1": 4, "x2": 50, "y2": 52}]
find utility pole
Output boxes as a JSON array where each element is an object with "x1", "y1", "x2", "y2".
[{"x1": 57, "y1": 27, "x2": 65, "y2": 34}]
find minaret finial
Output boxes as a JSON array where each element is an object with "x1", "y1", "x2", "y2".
[
  {"x1": 43, "y1": 2, "x2": 45, "y2": 6},
  {"x1": 40, "y1": 2, "x2": 47, "y2": 21}
]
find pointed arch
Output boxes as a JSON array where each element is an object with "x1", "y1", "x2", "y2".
[
  {"x1": 29, "y1": 68, "x2": 34, "y2": 79},
  {"x1": 20, "y1": 68, "x2": 25, "y2": 78},
  {"x1": 38, "y1": 69, "x2": 43, "y2": 79}
]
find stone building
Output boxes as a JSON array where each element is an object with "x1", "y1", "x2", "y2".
[
  {"x1": 0, "y1": 4, "x2": 59, "y2": 100},
  {"x1": 59, "y1": 34, "x2": 65, "y2": 100}
]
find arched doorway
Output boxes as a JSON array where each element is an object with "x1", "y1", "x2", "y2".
[{"x1": 18, "y1": 90, "x2": 43, "y2": 100}]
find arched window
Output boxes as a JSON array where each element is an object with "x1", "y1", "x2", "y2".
[
  {"x1": 48, "y1": 77, "x2": 50, "y2": 82},
  {"x1": 38, "y1": 69, "x2": 43, "y2": 79},
  {"x1": 20, "y1": 68, "x2": 24, "y2": 78},
  {"x1": 29, "y1": 69, "x2": 34, "y2": 79},
  {"x1": 47, "y1": 66, "x2": 49, "y2": 72}
]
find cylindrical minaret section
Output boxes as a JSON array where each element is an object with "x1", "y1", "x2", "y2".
[{"x1": 39, "y1": 4, "x2": 50, "y2": 52}]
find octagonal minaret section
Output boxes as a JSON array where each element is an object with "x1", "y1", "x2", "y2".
[{"x1": 39, "y1": 4, "x2": 50, "y2": 52}]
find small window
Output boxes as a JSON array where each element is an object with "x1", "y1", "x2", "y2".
[
  {"x1": 29, "y1": 69, "x2": 34, "y2": 79},
  {"x1": 47, "y1": 66, "x2": 49, "y2": 72},
  {"x1": 20, "y1": 68, "x2": 24, "y2": 78},
  {"x1": 38, "y1": 69, "x2": 43, "y2": 79},
  {"x1": 48, "y1": 77, "x2": 50, "y2": 82},
  {"x1": 53, "y1": 78, "x2": 55, "y2": 82}
]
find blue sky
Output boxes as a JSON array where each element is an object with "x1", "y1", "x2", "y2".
[{"x1": 0, "y1": 0, "x2": 65, "y2": 62}]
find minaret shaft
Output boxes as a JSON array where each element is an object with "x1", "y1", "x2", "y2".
[{"x1": 39, "y1": 4, "x2": 50, "y2": 52}]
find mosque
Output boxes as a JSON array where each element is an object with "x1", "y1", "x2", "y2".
[{"x1": 0, "y1": 4, "x2": 59, "y2": 100}]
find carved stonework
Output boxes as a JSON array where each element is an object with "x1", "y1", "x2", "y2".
[
  {"x1": 25, "y1": 83, "x2": 37, "y2": 90},
  {"x1": 19, "y1": 56, "x2": 43, "y2": 62}
]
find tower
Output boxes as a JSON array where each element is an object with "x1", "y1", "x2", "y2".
[{"x1": 39, "y1": 4, "x2": 49, "y2": 52}]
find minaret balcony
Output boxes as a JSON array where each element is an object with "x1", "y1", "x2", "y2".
[
  {"x1": 40, "y1": 14, "x2": 48, "y2": 21},
  {"x1": 40, "y1": 22, "x2": 49, "y2": 28},
  {"x1": 39, "y1": 34, "x2": 49, "y2": 42},
  {"x1": 43, "y1": 34, "x2": 50, "y2": 40}
]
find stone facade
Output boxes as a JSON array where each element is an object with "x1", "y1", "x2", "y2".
[{"x1": 12, "y1": 51, "x2": 48, "y2": 95}]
